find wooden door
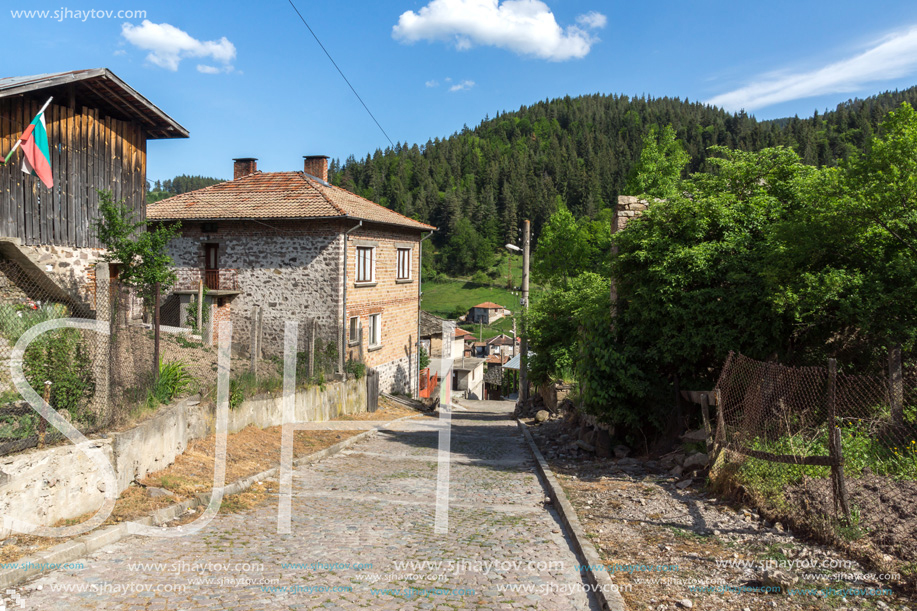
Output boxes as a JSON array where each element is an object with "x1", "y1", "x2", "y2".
[{"x1": 204, "y1": 244, "x2": 219, "y2": 290}]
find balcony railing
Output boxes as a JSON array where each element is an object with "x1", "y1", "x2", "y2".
[{"x1": 173, "y1": 268, "x2": 239, "y2": 292}]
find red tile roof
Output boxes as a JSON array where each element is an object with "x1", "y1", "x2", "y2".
[
  {"x1": 485, "y1": 354, "x2": 510, "y2": 365},
  {"x1": 453, "y1": 328, "x2": 474, "y2": 338},
  {"x1": 147, "y1": 171, "x2": 435, "y2": 231},
  {"x1": 472, "y1": 302, "x2": 505, "y2": 310}
]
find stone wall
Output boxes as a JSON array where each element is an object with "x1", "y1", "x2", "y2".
[
  {"x1": 0, "y1": 243, "x2": 103, "y2": 313},
  {"x1": 374, "y1": 354, "x2": 413, "y2": 395},
  {"x1": 165, "y1": 220, "x2": 345, "y2": 355},
  {"x1": 19, "y1": 244, "x2": 103, "y2": 311},
  {"x1": 0, "y1": 376, "x2": 367, "y2": 532}
]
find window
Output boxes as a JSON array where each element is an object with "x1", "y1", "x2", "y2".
[
  {"x1": 356, "y1": 246, "x2": 374, "y2": 283},
  {"x1": 349, "y1": 316, "x2": 360, "y2": 344},
  {"x1": 396, "y1": 247, "x2": 411, "y2": 280},
  {"x1": 369, "y1": 313, "x2": 382, "y2": 348}
]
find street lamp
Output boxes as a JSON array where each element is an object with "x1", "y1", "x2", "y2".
[
  {"x1": 505, "y1": 243, "x2": 520, "y2": 291},
  {"x1": 505, "y1": 224, "x2": 530, "y2": 404}
]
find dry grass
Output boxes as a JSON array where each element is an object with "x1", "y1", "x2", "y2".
[{"x1": 0, "y1": 402, "x2": 417, "y2": 564}]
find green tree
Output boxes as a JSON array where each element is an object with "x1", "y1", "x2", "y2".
[
  {"x1": 94, "y1": 190, "x2": 181, "y2": 382},
  {"x1": 624, "y1": 124, "x2": 690, "y2": 199},
  {"x1": 441, "y1": 218, "x2": 493, "y2": 276}
]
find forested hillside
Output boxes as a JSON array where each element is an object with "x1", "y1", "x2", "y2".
[
  {"x1": 147, "y1": 175, "x2": 225, "y2": 204},
  {"x1": 331, "y1": 86, "x2": 917, "y2": 271}
]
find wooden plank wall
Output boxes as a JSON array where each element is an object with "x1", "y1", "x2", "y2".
[{"x1": 0, "y1": 96, "x2": 146, "y2": 248}]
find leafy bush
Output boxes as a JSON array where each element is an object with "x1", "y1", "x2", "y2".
[
  {"x1": 148, "y1": 360, "x2": 195, "y2": 407},
  {"x1": 471, "y1": 271, "x2": 489, "y2": 285},
  {"x1": 344, "y1": 358, "x2": 366, "y2": 379},
  {"x1": 0, "y1": 302, "x2": 97, "y2": 421},
  {"x1": 184, "y1": 289, "x2": 210, "y2": 333},
  {"x1": 418, "y1": 346, "x2": 430, "y2": 371},
  {"x1": 295, "y1": 339, "x2": 339, "y2": 386}
]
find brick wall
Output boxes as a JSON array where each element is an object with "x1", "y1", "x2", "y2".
[{"x1": 344, "y1": 223, "x2": 422, "y2": 394}]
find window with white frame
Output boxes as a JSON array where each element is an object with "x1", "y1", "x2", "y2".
[
  {"x1": 396, "y1": 247, "x2": 411, "y2": 280},
  {"x1": 369, "y1": 313, "x2": 382, "y2": 347},
  {"x1": 356, "y1": 246, "x2": 375, "y2": 283},
  {"x1": 349, "y1": 316, "x2": 359, "y2": 344}
]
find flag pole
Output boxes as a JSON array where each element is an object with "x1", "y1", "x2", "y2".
[{"x1": 2, "y1": 96, "x2": 53, "y2": 165}]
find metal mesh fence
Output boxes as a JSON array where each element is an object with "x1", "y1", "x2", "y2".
[
  {"x1": 0, "y1": 258, "x2": 109, "y2": 454},
  {"x1": 0, "y1": 255, "x2": 351, "y2": 457},
  {"x1": 713, "y1": 351, "x2": 917, "y2": 572}
]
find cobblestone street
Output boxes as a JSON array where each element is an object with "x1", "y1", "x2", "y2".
[{"x1": 17, "y1": 400, "x2": 600, "y2": 610}]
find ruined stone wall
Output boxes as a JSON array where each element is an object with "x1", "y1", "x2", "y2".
[{"x1": 611, "y1": 196, "x2": 650, "y2": 302}]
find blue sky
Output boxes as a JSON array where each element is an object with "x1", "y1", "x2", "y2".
[{"x1": 5, "y1": 0, "x2": 917, "y2": 183}]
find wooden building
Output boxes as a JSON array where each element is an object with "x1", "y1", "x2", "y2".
[{"x1": 0, "y1": 68, "x2": 188, "y2": 248}]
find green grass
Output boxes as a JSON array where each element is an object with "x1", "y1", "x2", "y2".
[
  {"x1": 734, "y1": 421, "x2": 917, "y2": 504},
  {"x1": 422, "y1": 277, "x2": 522, "y2": 318}
]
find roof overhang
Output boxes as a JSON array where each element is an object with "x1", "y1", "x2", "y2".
[{"x1": 0, "y1": 68, "x2": 188, "y2": 139}]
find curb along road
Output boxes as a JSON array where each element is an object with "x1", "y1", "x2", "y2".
[{"x1": 517, "y1": 419, "x2": 629, "y2": 611}]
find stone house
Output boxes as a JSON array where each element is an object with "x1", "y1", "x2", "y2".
[
  {"x1": 486, "y1": 334, "x2": 519, "y2": 357},
  {"x1": 419, "y1": 311, "x2": 465, "y2": 360},
  {"x1": 147, "y1": 156, "x2": 435, "y2": 394},
  {"x1": 468, "y1": 301, "x2": 505, "y2": 324}
]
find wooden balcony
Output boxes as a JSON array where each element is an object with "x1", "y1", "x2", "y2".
[{"x1": 173, "y1": 268, "x2": 240, "y2": 296}]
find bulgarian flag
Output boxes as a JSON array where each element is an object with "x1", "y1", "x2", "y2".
[{"x1": 3, "y1": 97, "x2": 53, "y2": 189}]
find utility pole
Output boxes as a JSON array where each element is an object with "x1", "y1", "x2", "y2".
[{"x1": 520, "y1": 220, "x2": 530, "y2": 404}]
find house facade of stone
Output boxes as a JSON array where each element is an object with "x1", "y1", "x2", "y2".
[
  {"x1": 486, "y1": 334, "x2": 519, "y2": 357},
  {"x1": 147, "y1": 156, "x2": 435, "y2": 394},
  {"x1": 468, "y1": 302, "x2": 505, "y2": 324}
]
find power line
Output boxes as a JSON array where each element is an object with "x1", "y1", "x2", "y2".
[{"x1": 286, "y1": 0, "x2": 395, "y2": 148}]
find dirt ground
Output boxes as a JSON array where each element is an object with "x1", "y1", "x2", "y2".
[
  {"x1": 785, "y1": 475, "x2": 917, "y2": 566},
  {"x1": 527, "y1": 417, "x2": 914, "y2": 611},
  {"x1": 0, "y1": 398, "x2": 422, "y2": 565}
]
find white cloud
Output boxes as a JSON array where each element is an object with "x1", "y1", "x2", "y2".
[
  {"x1": 426, "y1": 79, "x2": 440, "y2": 87},
  {"x1": 576, "y1": 11, "x2": 606, "y2": 29},
  {"x1": 121, "y1": 20, "x2": 236, "y2": 71},
  {"x1": 450, "y1": 79, "x2": 475, "y2": 91},
  {"x1": 392, "y1": 0, "x2": 605, "y2": 61},
  {"x1": 708, "y1": 26, "x2": 917, "y2": 111}
]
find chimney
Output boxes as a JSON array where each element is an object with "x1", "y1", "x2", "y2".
[
  {"x1": 233, "y1": 158, "x2": 258, "y2": 180},
  {"x1": 303, "y1": 155, "x2": 329, "y2": 183}
]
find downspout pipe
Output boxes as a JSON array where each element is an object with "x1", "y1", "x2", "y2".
[
  {"x1": 341, "y1": 219, "x2": 363, "y2": 373},
  {"x1": 416, "y1": 230, "x2": 434, "y2": 398}
]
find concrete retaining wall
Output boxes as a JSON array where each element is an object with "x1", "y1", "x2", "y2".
[{"x1": 0, "y1": 376, "x2": 366, "y2": 534}]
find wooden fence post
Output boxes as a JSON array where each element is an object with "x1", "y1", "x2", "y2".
[
  {"x1": 152, "y1": 282, "x2": 160, "y2": 383},
  {"x1": 196, "y1": 279, "x2": 204, "y2": 333},
  {"x1": 889, "y1": 344, "x2": 904, "y2": 427},
  {"x1": 700, "y1": 393, "x2": 713, "y2": 455},
  {"x1": 309, "y1": 318, "x2": 316, "y2": 379},
  {"x1": 828, "y1": 358, "x2": 851, "y2": 522},
  {"x1": 249, "y1": 305, "x2": 260, "y2": 376}
]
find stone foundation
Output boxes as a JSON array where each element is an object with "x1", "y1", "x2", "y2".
[{"x1": 374, "y1": 354, "x2": 414, "y2": 395}]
